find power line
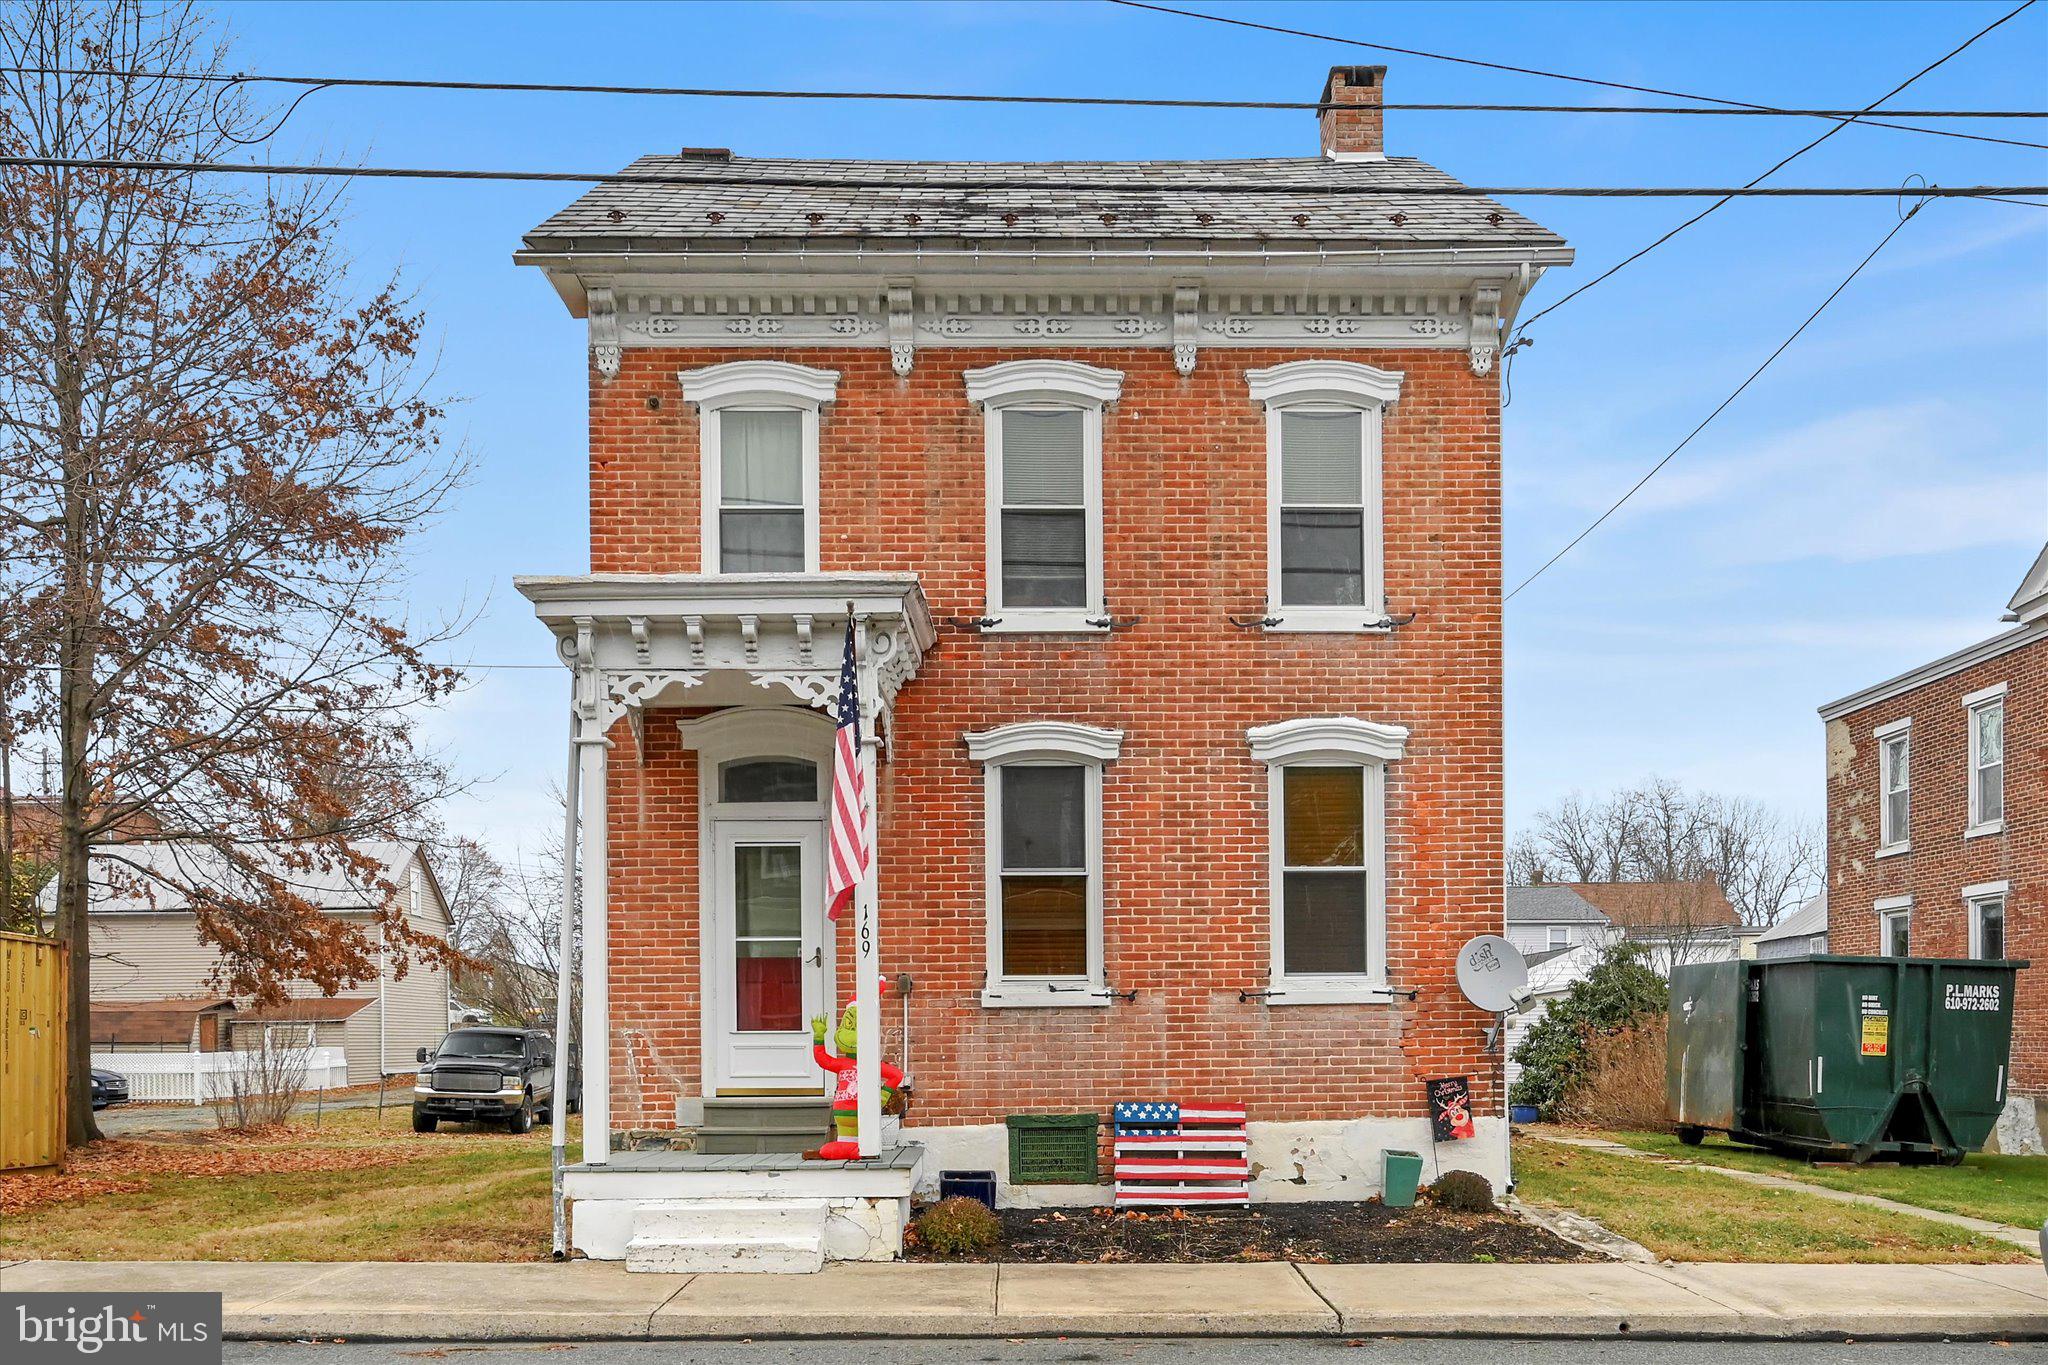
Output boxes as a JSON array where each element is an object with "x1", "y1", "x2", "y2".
[
  {"x1": 1108, "y1": 0, "x2": 2047, "y2": 151},
  {"x1": 1509, "y1": 0, "x2": 2039, "y2": 340},
  {"x1": 1503, "y1": 201, "x2": 1928, "y2": 605},
  {"x1": 12, "y1": 64, "x2": 2046, "y2": 121},
  {"x1": 2, "y1": 155, "x2": 2042, "y2": 199}
]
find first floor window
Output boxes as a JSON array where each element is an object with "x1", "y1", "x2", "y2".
[
  {"x1": 1881, "y1": 906, "x2": 1910, "y2": 957},
  {"x1": 1971, "y1": 894, "x2": 2007, "y2": 960},
  {"x1": 1248, "y1": 716, "x2": 1407, "y2": 999},
  {"x1": 964, "y1": 721, "x2": 1123, "y2": 1004},
  {"x1": 1281, "y1": 765, "x2": 1370, "y2": 975},
  {"x1": 1547, "y1": 926, "x2": 1570, "y2": 950},
  {"x1": 997, "y1": 764, "x2": 1089, "y2": 977}
]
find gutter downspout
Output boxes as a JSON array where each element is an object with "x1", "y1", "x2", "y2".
[{"x1": 551, "y1": 704, "x2": 582, "y2": 1260}]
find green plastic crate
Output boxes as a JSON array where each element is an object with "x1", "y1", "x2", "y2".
[{"x1": 1005, "y1": 1112, "x2": 1099, "y2": 1184}]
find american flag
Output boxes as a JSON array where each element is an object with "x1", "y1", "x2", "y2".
[{"x1": 825, "y1": 618, "x2": 868, "y2": 922}]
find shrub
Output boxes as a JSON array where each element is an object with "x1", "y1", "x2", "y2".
[
  {"x1": 1509, "y1": 942, "x2": 1667, "y2": 1119},
  {"x1": 1429, "y1": 1169, "x2": 1496, "y2": 1213},
  {"x1": 1555, "y1": 1017, "x2": 1671, "y2": 1132},
  {"x1": 911, "y1": 1196, "x2": 1001, "y2": 1257}
]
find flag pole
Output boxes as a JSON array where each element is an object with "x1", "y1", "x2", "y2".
[{"x1": 850, "y1": 603, "x2": 881, "y2": 1158}]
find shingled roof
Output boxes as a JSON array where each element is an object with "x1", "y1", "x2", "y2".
[{"x1": 521, "y1": 154, "x2": 1569, "y2": 256}]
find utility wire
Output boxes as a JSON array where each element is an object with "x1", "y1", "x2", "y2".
[
  {"x1": 1503, "y1": 201, "x2": 1927, "y2": 605},
  {"x1": 1109, "y1": 0, "x2": 2048, "y2": 150},
  {"x1": 1510, "y1": 0, "x2": 2039, "y2": 340},
  {"x1": 2, "y1": 155, "x2": 2042, "y2": 199},
  {"x1": 11, "y1": 63, "x2": 2046, "y2": 120}
]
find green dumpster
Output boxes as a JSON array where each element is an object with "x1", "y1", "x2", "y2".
[{"x1": 1668, "y1": 954, "x2": 2027, "y2": 1165}]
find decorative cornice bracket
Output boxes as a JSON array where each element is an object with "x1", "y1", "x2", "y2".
[
  {"x1": 1172, "y1": 280, "x2": 1201, "y2": 377},
  {"x1": 1468, "y1": 286, "x2": 1502, "y2": 377},
  {"x1": 587, "y1": 285, "x2": 620, "y2": 381},
  {"x1": 887, "y1": 279, "x2": 915, "y2": 377}
]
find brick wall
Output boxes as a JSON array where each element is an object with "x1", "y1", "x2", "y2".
[
  {"x1": 1824, "y1": 632, "x2": 2044, "y2": 1094},
  {"x1": 592, "y1": 344, "x2": 1505, "y2": 1130}
]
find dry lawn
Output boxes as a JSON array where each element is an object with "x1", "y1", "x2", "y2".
[{"x1": 1, "y1": 1105, "x2": 565, "y2": 1262}]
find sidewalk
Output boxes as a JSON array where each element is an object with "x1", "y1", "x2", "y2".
[{"x1": 5, "y1": 1259, "x2": 2046, "y2": 1340}]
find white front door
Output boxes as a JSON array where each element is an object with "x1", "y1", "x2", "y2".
[{"x1": 711, "y1": 819, "x2": 827, "y2": 1094}]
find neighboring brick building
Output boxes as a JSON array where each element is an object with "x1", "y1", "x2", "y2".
[
  {"x1": 1820, "y1": 545, "x2": 2046, "y2": 1154},
  {"x1": 513, "y1": 66, "x2": 1572, "y2": 1260}
]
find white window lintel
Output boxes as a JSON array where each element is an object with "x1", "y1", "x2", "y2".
[
  {"x1": 678, "y1": 359, "x2": 840, "y2": 409},
  {"x1": 1873, "y1": 716, "x2": 1912, "y2": 740},
  {"x1": 1962, "y1": 681, "x2": 2009, "y2": 708},
  {"x1": 965, "y1": 721, "x2": 1124, "y2": 766},
  {"x1": 964, "y1": 358, "x2": 1123, "y2": 408},
  {"x1": 1874, "y1": 894, "x2": 1914, "y2": 913},
  {"x1": 1247, "y1": 716, "x2": 1409, "y2": 766},
  {"x1": 1246, "y1": 358, "x2": 1403, "y2": 409},
  {"x1": 1962, "y1": 879, "x2": 2011, "y2": 901}
]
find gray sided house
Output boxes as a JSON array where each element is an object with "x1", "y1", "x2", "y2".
[
  {"x1": 1753, "y1": 894, "x2": 1829, "y2": 961},
  {"x1": 79, "y1": 839, "x2": 451, "y2": 1085},
  {"x1": 1504, "y1": 883, "x2": 1617, "y2": 958}
]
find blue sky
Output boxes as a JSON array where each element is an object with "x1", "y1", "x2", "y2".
[{"x1": 216, "y1": 0, "x2": 2048, "y2": 874}]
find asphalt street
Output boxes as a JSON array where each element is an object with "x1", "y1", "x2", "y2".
[{"x1": 225, "y1": 1339, "x2": 2048, "y2": 1364}]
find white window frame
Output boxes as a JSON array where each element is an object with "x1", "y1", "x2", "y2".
[
  {"x1": 1875, "y1": 894, "x2": 1912, "y2": 957},
  {"x1": 1874, "y1": 717, "x2": 1911, "y2": 857},
  {"x1": 1807, "y1": 935, "x2": 1828, "y2": 955},
  {"x1": 964, "y1": 360, "x2": 1123, "y2": 634},
  {"x1": 1547, "y1": 926, "x2": 1570, "y2": 950},
  {"x1": 1965, "y1": 880, "x2": 2010, "y2": 960},
  {"x1": 678, "y1": 360, "x2": 839, "y2": 575},
  {"x1": 1246, "y1": 360, "x2": 1403, "y2": 633},
  {"x1": 1247, "y1": 716, "x2": 1409, "y2": 1003},
  {"x1": 1964, "y1": 683, "x2": 2006, "y2": 838},
  {"x1": 964, "y1": 721, "x2": 1123, "y2": 1006}
]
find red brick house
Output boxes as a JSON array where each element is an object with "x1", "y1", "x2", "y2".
[
  {"x1": 1820, "y1": 544, "x2": 2045, "y2": 1154},
  {"x1": 515, "y1": 66, "x2": 1571, "y2": 1266}
]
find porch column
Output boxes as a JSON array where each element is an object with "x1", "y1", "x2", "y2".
[
  {"x1": 854, "y1": 629, "x2": 881, "y2": 1157},
  {"x1": 576, "y1": 722, "x2": 610, "y2": 1165}
]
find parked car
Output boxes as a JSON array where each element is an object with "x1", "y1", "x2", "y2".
[
  {"x1": 90, "y1": 1069, "x2": 130, "y2": 1109},
  {"x1": 412, "y1": 1027, "x2": 575, "y2": 1133}
]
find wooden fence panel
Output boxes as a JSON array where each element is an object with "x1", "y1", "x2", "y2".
[{"x1": 1, "y1": 931, "x2": 68, "y2": 1171}]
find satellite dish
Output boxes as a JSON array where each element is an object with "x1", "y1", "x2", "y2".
[{"x1": 1456, "y1": 935, "x2": 1534, "y2": 1015}]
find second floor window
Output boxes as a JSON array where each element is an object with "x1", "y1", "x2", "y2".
[
  {"x1": 1968, "y1": 690, "x2": 2005, "y2": 833},
  {"x1": 1877, "y1": 722, "x2": 1910, "y2": 852},
  {"x1": 965, "y1": 360, "x2": 1122, "y2": 633},
  {"x1": 719, "y1": 410, "x2": 804, "y2": 572},
  {"x1": 678, "y1": 360, "x2": 838, "y2": 575}
]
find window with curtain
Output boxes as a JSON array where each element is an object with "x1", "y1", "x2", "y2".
[
  {"x1": 1278, "y1": 411, "x2": 1366, "y2": 607},
  {"x1": 999, "y1": 408, "x2": 1088, "y2": 609},
  {"x1": 997, "y1": 764, "x2": 1089, "y2": 978},
  {"x1": 1882, "y1": 908, "x2": 1910, "y2": 957},
  {"x1": 1970, "y1": 699, "x2": 2004, "y2": 828},
  {"x1": 1880, "y1": 730, "x2": 1910, "y2": 849},
  {"x1": 1280, "y1": 765, "x2": 1369, "y2": 976},
  {"x1": 719, "y1": 409, "x2": 805, "y2": 572}
]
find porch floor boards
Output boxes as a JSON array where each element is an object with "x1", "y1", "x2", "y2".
[{"x1": 568, "y1": 1144, "x2": 922, "y2": 1175}]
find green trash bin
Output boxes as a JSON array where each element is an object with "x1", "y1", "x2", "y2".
[
  {"x1": 1669, "y1": 954, "x2": 2027, "y2": 1164},
  {"x1": 1382, "y1": 1149, "x2": 1422, "y2": 1207}
]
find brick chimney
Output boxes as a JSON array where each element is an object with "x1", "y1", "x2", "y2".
[{"x1": 1319, "y1": 65, "x2": 1387, "y2": 159}]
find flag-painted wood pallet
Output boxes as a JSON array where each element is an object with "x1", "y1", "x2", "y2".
[{"x1": 1112, "y1": 1101, "x2": 1250, "y2": 1205}]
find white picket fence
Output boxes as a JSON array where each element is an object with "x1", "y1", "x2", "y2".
[{"x1": 93, "y1": 1046, "x2": 349, "y2": 1105}]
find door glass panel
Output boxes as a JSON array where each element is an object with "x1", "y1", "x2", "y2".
[{"x1": 734, "y1": 844, "x2": 803, "y2": 1031}]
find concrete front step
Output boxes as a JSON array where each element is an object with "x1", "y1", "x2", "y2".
[{"x1": 624, "y1": 1198, "x2": 829, "y2": 1275}]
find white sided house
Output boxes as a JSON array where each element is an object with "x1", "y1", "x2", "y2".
[{"x1": 79, "y1": 840, "x2": 451, "y2": 1092}]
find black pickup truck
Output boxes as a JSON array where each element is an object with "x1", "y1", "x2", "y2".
[{"x1": 412, "y1": 1027, "x2": 577, "y2": 1133}]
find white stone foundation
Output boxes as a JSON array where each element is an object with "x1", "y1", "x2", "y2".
[
  {"x1": 903, "y1": 1115, "x2": 1511, "y2": 1207},
  {"x1": 1989, "y1": 1093, "x2": 2046, "y2": 1156}
]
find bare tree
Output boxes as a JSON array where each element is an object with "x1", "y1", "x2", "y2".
[
  {"x1": 1509, "y1": 777, "x2": 1821, "y2": 928},
  {"x1": 0, "y1": 3, "x2": 467, "y2": 1145}
]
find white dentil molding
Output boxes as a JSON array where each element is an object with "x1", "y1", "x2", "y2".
[
  {"x1": 678, "y1": 359, "x2": 841, "y2": 408},
  {"x1": 963, "y1": 358, "x2": 1124, "y2": 408},
  {"x1": 1246, "y1": 359, "x2": 1404, "y2": 409},
  {"x1": 1247, "y1": 716, "x2": 1409, "y2": 765},
  {"x1": 964, "y1": 720, "x2": 1125, "y2": 765}
]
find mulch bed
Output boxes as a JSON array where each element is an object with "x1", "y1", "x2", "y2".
[{"x1": 907, "y1": 1200, "x2": 1594, "y2": 1264}]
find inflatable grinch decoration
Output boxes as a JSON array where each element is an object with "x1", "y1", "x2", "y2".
[{"x1": 806, "y1": 984, "x2": 905, "y2": 1160}]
